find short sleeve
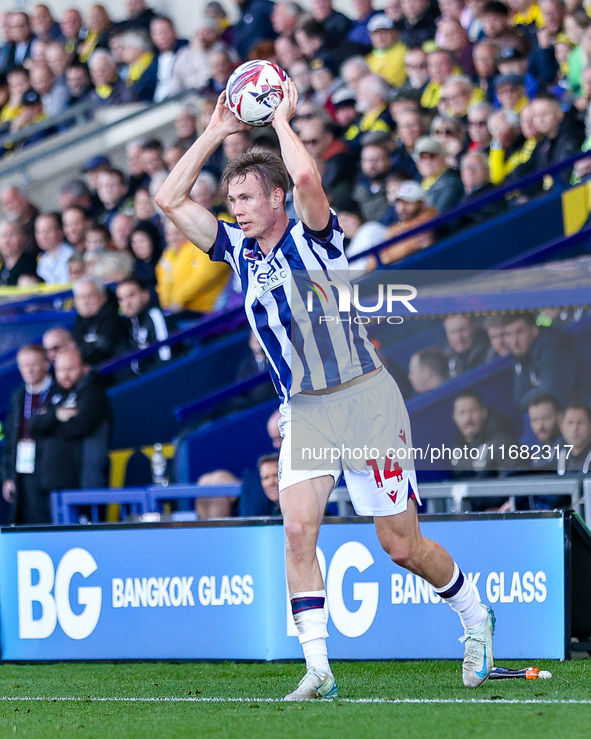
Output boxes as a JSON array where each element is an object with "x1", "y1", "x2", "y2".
[{"x1": 208, "y1": 220, "x2": 234, "y2": 262}]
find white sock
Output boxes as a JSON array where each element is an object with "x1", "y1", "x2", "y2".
[
  {"x1": 434, "y1": 563, "x2": 487, "y2": 631},
  {"x1": 291, "y1": 590, "x2": 331, "y2": 674}
]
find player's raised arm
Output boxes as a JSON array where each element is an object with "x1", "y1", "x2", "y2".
[
  {"x1": 154, "y1": 92, "x2": 251, "y2": 252},
  {"x1": 271, "y1": 79, "x2": 331, "y2": 232}
]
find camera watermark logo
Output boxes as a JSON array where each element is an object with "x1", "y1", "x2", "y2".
[{"x1": 305, "y1": 280, "x2": 418, "y2": 324}]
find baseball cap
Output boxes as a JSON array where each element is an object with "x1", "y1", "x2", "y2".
[
  {"x1": 309, "y1": 55, "x2": 338, "y2": 77},
  {"x1": 81, "y1": 155, "x2": 111, "y2": 172},
  {"x1": 332, "y1": 87, "x2": 356, "y2": 108},
  {"x1": 367, "y1": 13, "x2": 395, "y2": 33},
  {"x1": 494, "y1": 73, "x2": 524, "y2": 90},
  {"x1": 395, "y1": 181, "x2": 427, "y2": 203},
  {"x1": 21, "y1": 88, "x2": 41, "y2": 106},
  {"x1": 413, "y1": 136, "x2": 445, "y2": 158}
]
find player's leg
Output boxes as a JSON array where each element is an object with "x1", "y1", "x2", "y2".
[
  {"x1": 373, "y1": 501, "x2": 494, "y2": 687},
  {"x1": 280, "y1": 475, "x2": 338, "y2": 700}
]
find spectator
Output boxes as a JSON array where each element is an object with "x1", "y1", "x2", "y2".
[
  {"x1": 125, "y1": 139, "x2": 149, "y2": 196},
  {"x1": 65, "y1": 60, "x2": 94, "y2": 107},
  {"x1": 421, "y1": 49, "x2": 455, "y2": 109},
  {"x1": 443, "y1": 314, "x2": 490, "y2": 378},
  {"x1": 28, "y1": 346, "x2": 111, "y2": 497},
  {"x1": 311, "y1": 0, "x2": 353, "y2": 49},
  {"x1": 340, "y1": 55, "x2": 370, "y2": 95},
  {"x1": 149, "y1": 15, "x2": 188, "y2": 103},
  {"x1": 35, "y1": 212, "x2": 73, "y2": 285},
  {"x1": 527, "y1": 393, "x2": 563, "y2": 474},
  {"x1": 96, "y1": 168, "x2": 133, "y2": 229},
  {"x1": 88, "y1": 49, "x2": 137, "y2": 105},
  {"x1": 494, "y1": 73, "x2": 528, "y2": 113},
  {"x1": 0, "y1": 185, "x2": 39, "y2": 253},
  {"x1": 366, "y1": 13, "x2": 407, "y2": 88},
  {"x1": 367, "y1": 180, "x2": 437, "y2": 267},
  {"x1": 397, "y1": 0, "x2": 438, "y2": 48},
  {"x1": 195, "y1": 469, "x2": 240, "y2": 519},
  {"x1": 483, "y1": 314, "x2": 510, "y2": 359},
  {"x1": 473, "y1": 41, "x2": 498, "y2": 102},
  {"x1": 450, "y1": 391, "x2": 520, "y2": 509},
  {"x1": 413, "y1": 136, "x2": 464, "y2": 213},
  {"x1": 528, "y1": 92, "x2": 585, "y2": 190},
  {"x1": 42, "y1": 326, "x2": 76, "y2": 364},
  {"x1": 29, "y1": 61, "x2": 68, "y2": 117},
  {"x1": 272, "y1": 1, "x2": 304, "y2": 38},
  {"x1": 557, "y1": 403, "x2": 591, "y2": 476},
  {"x1": 129, "y1": 220, "x2": 161, "y2": 287},
  {"x1": 68, "y1": 251, "x2": 86, "y2": 282},
  {"x1": 133, "y1": 187, "x2": 160, "y2": 226},
  {"x1": 403, "y1": 47, "x2": 429, "y2": 92},
  {"x1": 0, "y1": 65, "x2": 30, "y2": 125},
  {"x1": 140, "y1": 139, "x2": 168, "y2": 184},
  {"x1": 114, "y1": 0, "x2": 157, "y2": 35},
  {"x1": 230, "y1": 0, "x2": 276, "y2": 61},
  {"x1": 497, "y1": 46, "x2": 538, "y2": 99},
  {"x1": 44, "y1": 42, "x2": 71, "y2": 89},
  {"x1": 296, "y1": 115, "x2": 357, "y2": 201},
  {"x1": 173, "y1": 107, "x2": 197, "y2": 150},
  {"x1": 110, "y1": 213, "x2": 136, "y2": 252},
  {"x1": 200, "y1": 49, "x2": 236, "y2": 96},
  {"x1": 438, "y1": 18, "x2": 475, "y2": 75},
  {"x1": 408, "y1": 346, "x2": 449, "y2": 394},
  {"x1": 346, "y1": 0, "x2": 378, "y2": 49},
  {"x1": 275, "y1": 34, "x2": 304, "y2": 69},
  {"x1": 116, "y1": 276, "x2": 173, "y2": 372},
  {"x1": 466, "y1": 102, "x2": 493, "y2": 152},
  {"x1": 59, "y1": 178, "x2": 95, "y2": 216},
  {"x1": 502, "y1": 312, "x2": 591, "y2": 411},
  {"x1": 331, "y1": 86, "x2": 359, "y2": 130},
  {"x1": 488, "y1": 108, "x2": 533, "y2": 184},
  {"x1": 440, "y1": 75, "x2": 481, "y2": 120},
  {"x1": 480, "y1": 0, "x2": 525, "y2": 52},
  {"x1": 168, "y1": 21, "x2": 219, "y2": 96},
  {"x1": 72, "y1": 275, "x2": 127, "y2": 364},
  {"x1": 0, "y1": 87, "x2": 57, "y2": 155},
  {"x1": 156, "y1": 219, "x2": 231, "y2": 317},
  {"x1": 85, "y1": 224, "x2": 112, "y2": 254},
  {"x1": 332, "y1": 195, "x2": 387, "y2": 271},
  {"x1": 5, "y1": 13, "x2": 35, "y2": 70},
  {"x1": 308, "y1": 56, "x2": 342, "y2": 119},
  {"x1": 120, "y1": 30, "x2": 157, "y2": 101},
  {"x1": 354, "y1": 139, "x2": 392, "y2": 221},
  {"x1": 258, "y1": 452, "x2": 281, "y2": 515},
  {"x1": 1, "y1": 344, "x2": 54, "y2": 523},
  {"x1": 60, "y1": 8, "x2": 85, "y2": 56},
  {"x1": 31, "y1": 5, "x2": 63, "y2": 45},
  {"x1": 345, "y1": 73, "x2": 394, "y2": 151},
  {"x1": 0, "y1": 220, "x2": 37, "y2": 285},
  {"x1": 90, "y1": 250, "x2": 134, "y2": 284},
  {"x1": 77, "y1": 5, "x2": 113, "y2": 63},
  {"x1": 458, "y1": 151, "x2": 508, "y2": 227},
  {"x1": 62, "y1": 206, "x2": 90, "y2": 250},
  {"x1": 430, "y1": 114, "x2": 465, "y2": 166},
  {"x1": 391, "y1": 108, "x2": 423, "y2": 178}
]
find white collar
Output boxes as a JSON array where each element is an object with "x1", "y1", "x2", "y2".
[{"x1": 25, "y1": 374, "x2": 52, "y2": 395}]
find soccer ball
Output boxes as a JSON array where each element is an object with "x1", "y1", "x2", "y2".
[{"x1": 226, "y1": 60, "x2": 287, "y2": 127}]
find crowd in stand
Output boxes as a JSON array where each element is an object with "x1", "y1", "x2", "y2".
[{"x1": 2, "y1": 0, "x2": 591, "y2": 522}]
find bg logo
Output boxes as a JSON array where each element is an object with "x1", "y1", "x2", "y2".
[
  {"x1": 17, "y1": 548, "x2": 102, "y2": 640},
  {"x1": 305, "y1": 281, "x2": 418, "y2": 314}
]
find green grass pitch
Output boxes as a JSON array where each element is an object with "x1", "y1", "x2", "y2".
[{"x1": 0, "y1": 661, "x2": 589, "y2": 739}]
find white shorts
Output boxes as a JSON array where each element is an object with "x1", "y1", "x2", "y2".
[{"x1": 278, "y1": 368, "x2": 421, "y2": 517}]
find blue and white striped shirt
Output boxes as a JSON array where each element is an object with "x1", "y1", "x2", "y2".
[{"x1": 210, "y1": 212, "x2": 381, "y2": 403}]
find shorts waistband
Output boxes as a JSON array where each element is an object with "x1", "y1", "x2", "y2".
[{"x1": 293, "y1": 367, "x2": 389, "y2": 406}]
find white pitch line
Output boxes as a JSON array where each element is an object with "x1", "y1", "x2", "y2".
[{"x1": 0, "y1": 697, "x2": 590, "y2": 705}]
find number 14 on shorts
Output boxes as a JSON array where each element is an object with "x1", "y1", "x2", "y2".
[{"x1": 366, "y1": 456, "x2": 404, "y2": 489}]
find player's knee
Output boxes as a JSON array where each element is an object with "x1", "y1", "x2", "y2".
[
  {"x1": 381, "y1": 536, "x2": 415, "y2": 571},
  {"x1": 284, "y1": 517, "x2": 317, "y2": 553}
]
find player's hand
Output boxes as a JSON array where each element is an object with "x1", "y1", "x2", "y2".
[
  {"x1": 209, "y1": 90, "x2": 253, "y2": 135},
  {"x1": 2, "y1": 479, "x2": 16, "y2": 503},
  {"x1": 272, "y1": 77, "x2": 299, "y2": 127}
]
